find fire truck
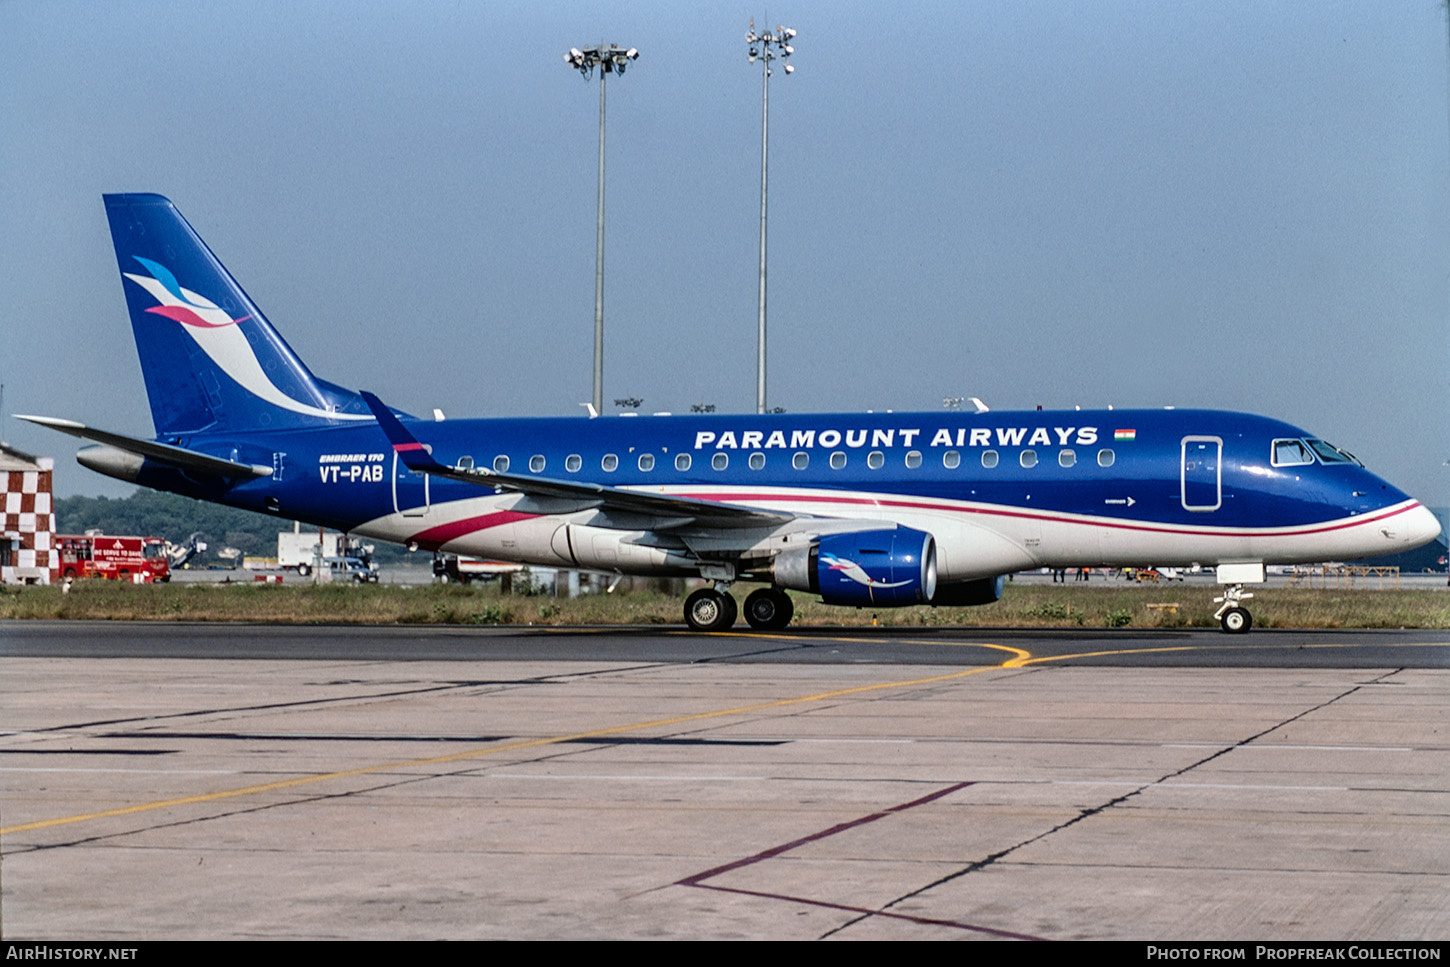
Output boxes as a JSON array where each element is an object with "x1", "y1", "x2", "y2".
[{"x1": 55, "y1": 534, "x2": 171, "y2": 583}]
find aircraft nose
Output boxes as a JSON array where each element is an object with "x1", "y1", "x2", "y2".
[{"x1": 1396, "y1": 504, "x2": 1442, "y2": 550}]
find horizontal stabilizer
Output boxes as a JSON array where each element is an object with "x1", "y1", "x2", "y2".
[
  {"x1": 15, "y1": 415, "x2": 274, "y2": 478},
  {"x1": 359, "y1": 391, "x2": 791, "y2": 527}
]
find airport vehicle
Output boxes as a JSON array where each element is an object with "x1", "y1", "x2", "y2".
[
  {"x1": 55, "y1": 533, "x2": 170, "y2": 582},
  {"x1": 325, "y1": 556, "x2": 378, "y2": 584},
  {"x1": 166, "y1": 532, "x2": 207, "y2": 570},
  {"x1": 18, "y1": 194, "x2": 1442, "y2": 631},
  {"x1": 432, "y1": 553, "x2": 522, "y2": 585}
]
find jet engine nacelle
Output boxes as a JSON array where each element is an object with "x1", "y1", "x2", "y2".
[{"x1": 774, "y1": 526, "x2": 937, "y2": 607}]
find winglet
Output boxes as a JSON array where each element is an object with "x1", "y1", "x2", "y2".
[{"x1": 360, "y1": 391, "x2": 447, "y2": 474}]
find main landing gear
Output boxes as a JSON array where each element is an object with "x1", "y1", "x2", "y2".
[
  {"x1": 1213, "y1": 583, "x2": 1254, "y2": 634},
  {"x1": 683, "y1": 586, "x2": 795, "y2": 632},
  {"x1": 742, "y1": 587, "x2": 794, "y2": 631},
  {"x1": 684, "y1": 587, "x2": 736, "y2": 632}
]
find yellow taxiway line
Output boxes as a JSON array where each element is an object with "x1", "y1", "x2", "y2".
[
  {"x1": 2, "y1": 651, "x2": 1012, "y2": 837},
  {"x1": 6, "y1": 632, "x2": 1441, "y2": 837}
]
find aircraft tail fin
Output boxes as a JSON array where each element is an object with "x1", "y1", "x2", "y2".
[{"x1": 103, "y1": 193, "x2": 372, "y2": 436}]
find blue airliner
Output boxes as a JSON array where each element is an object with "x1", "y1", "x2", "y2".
[{"x1": 19, "y1": 194, "x2": 1441, "y2": 632}]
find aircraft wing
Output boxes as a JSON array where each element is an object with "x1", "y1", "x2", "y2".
[
  {"x1": 14, "y1": 415, "x2": 275, "y2": 478},
  {"x1": 360, "y1": 392, "x2": 792, "y2": 528}
]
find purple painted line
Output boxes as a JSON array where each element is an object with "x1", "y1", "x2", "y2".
[
  {"x1": 673, "y1": 780, "x2": 1047, "y2": 939},
  {"x1": 677, "y1": 781, "x2": 973, "y2": 887},
  {"x1": 691, "y1": 882, "x2": 1045, "y2": 940}
]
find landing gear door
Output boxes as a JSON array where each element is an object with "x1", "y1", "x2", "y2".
[
  {"x1": 1181, "y1": 436, "x2": 1222, "y2": 512},
  {"x1": 392, "y1": 452, "x2": 431, "y2": 518}
]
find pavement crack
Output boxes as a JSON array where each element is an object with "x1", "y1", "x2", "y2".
[
  {"x1": 822, "y1": 673, "x2": 1390, "y2": 939},
  {"x1": 13, "y1": 667, "x2": 662, "y2": 740},
  {"x1": 5, "y1": 739, "x2": 608, "y2": 854}
]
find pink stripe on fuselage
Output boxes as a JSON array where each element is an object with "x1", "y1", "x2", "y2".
[
  {"x1": 396, "y1": 490, "x2": 1420, "y2": 553},
  {"x1": 406, "y1": 511, "x2": 537, "y2": 550},
  {"x1": 672, "y1": 490, "x2": 1421, "y2": 539}
]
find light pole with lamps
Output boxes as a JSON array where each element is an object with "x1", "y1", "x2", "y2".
[
  {"x1": 564, "y1": 44, "x2": 638, "y2": 415},
  {"x1": 746, "y1": 23, "x2": 795, "y2": 414}
]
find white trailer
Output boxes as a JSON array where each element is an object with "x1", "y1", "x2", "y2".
[{"x1": 278, "y1": 526, "x2": 372, "y2": 575}]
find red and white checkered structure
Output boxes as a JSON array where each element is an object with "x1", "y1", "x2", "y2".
[{"x1": 1, "y1": 444, "x2": 56, "y2": 585}]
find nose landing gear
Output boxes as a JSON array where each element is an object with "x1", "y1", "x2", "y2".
[{"x1": 1213, "y1": 583, "x2": 1255, "y2": 634}]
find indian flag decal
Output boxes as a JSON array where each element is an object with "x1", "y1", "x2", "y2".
[{"x1": 1115, "y1": 429, "x2": 1136, "y2": 441}]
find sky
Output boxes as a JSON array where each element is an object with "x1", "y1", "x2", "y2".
[{"x1": 2, "y1": 0, "x2": 1449, "y2": 502}]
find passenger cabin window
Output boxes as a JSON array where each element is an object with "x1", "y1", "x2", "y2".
[
  {"x1": 867, "y1": 451, "x2": 884, "y2": 470},
  {"x1": 792, "y1": 451, "x2": 809, "y2": 470},
  {"x1": 457, "y1": 456, "x2": 474, "y2": 471},
  {"x1": 1020, "y1": 449, "x2": 1038, "y2": 468},
  {"x1": 638, "y1": 454, "x2": 655, "y2": 472},
  {"x1": 943, "y1": 450, "x2": 961, "y2": 469},
  {"x1": 493, "y1": 455, "x2": 510, "y2": 473},
  {"x1": 565, "y1": 454, "x2": 582, "y2": 473},
  {"x1": 529, "y1": 455, "x2": 545, "y2": 473},
  {"x1": 675, "y1": 453, "x2": 691, "y2": 471},
  {"x1": 982, "y1": 450, "x2": 999, "y2": 469},
  {"x1": 602, "y1": 454, "x2": 618, "y2": 472},
  {"x1": 1272, "y1": 439, "x2": 1315, "y2": 467},
  {"x1": 830, "y1": 451, "x2": 846, "y2": 470},
  {"x1": 905, "y1": 450, "x2": 923, "y2": 469},
  {"x1": 1098, "y1": 448, "x2": 1115, "y2": 468},
  {"x1": 1059, "y1": 449, "x2": 1075, "y2": 468},
  {"x1": 712, "y1": 453, "x2": 728, "y2": 471},
  {"x1": 748, "y1": 452, "x2": 765, "y2": 470}
]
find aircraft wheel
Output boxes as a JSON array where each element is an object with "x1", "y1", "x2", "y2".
[
  {"x1": 744, "y1": 588, "x2": 794, "y2": 630},
  {"x1": 1220, "y1": 607, "x2": 1252, "y2": 634},
  {"x1": 685, "y1": 588, "x2": 736, "y2": 632}
]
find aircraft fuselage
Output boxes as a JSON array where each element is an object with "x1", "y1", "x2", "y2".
[{"x1": 127, "y1": 406, "x2": 1433, "y2": 582}]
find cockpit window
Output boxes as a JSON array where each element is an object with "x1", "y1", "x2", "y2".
[
  {"x1": 1305, "y1": 439, "x2": 1360, "y2": 466},
  {"x1": 1271, "y1": 439, "x2": 1315, "y2": 467}
]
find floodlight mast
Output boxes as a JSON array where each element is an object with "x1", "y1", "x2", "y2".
[
  {"x1": 746, "y1": 24, "x2": 795, "y2": 414},
  {"x1": 564, "y1": 45, "x2": 639, "y2": 414}
]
